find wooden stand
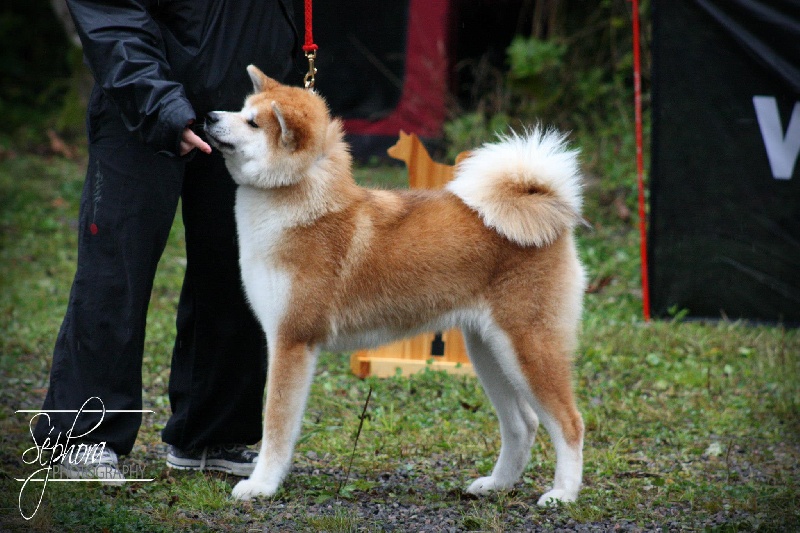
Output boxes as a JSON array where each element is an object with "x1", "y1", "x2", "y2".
[{"x1": 350, "y1": 132, "x2": 474, "y2": 378}]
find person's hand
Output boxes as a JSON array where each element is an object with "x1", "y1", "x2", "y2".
[{"x1": 180, "y1": 126, "x2": 212, "y2": 156}]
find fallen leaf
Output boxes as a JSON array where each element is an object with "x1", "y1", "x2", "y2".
[
  {"x1": 51, "y1": 197, "x2": 68, "y2": 208},
  {"x1": 587, "y1": 275, "x2": 614, "y2": 294},
  {"x1": 613, "y1": 196, "x2": 631, "y2": 222},
  {"x1": 47, "y1": 129, "x2": 76, "y2": 159}
]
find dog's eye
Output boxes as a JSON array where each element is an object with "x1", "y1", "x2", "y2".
[{"x1": 247, "y1": 119, "x2": 259, "y2": 128}]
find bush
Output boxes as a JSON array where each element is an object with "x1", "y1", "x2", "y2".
[
  {"x1": 445, "y1": 0, "x2": 650, "y2": 165},
  {"x1": 0, "y1": 2, "x2": 82, "y2": 146}
]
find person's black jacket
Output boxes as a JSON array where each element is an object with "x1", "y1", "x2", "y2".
[{"x1": 66, "y1": 0, "x2": 299, "y2": 156}]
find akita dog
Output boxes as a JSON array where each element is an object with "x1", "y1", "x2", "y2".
[{"x1": 204, "y1": 66, "x2": 586, "y2": 506}]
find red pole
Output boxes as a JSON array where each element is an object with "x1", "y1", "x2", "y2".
[{"x1": 632, "y1": 0, "x2": 651, "y2": 321}]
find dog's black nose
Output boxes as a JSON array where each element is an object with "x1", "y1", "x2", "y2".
[{"x1": 206, "y1": 112, "x2": 220, "y2": 124}]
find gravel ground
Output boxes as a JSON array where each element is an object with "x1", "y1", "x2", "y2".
[{"x1": 229, "y1": 462, "x2": 783, "y2": 532}]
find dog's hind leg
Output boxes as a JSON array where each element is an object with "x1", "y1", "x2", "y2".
[
  {"x1": 463, "y1": 329, "x2": 539, "y2": 495},
  {"x1": 508, "y1": 328, "x2": 584, "y2": 506},
  {"x1": 232, "y1": 341, "x2": 318, "y2": 500}
]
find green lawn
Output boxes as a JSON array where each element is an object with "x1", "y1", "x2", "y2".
[{"x1": 1, "y1": 147, "x2": 798, "y2": 531}]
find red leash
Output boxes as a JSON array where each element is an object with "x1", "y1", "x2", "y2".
[
  {"x1": 302, "y1": 0, "x2": 318, "y2": 88},
  {"x1": 631, "y1": 0, "x2": 651, "y2": 320}
]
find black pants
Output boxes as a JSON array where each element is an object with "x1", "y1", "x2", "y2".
[{"x1": 35, "y1": 101, "x2": 266, "y2": 455}]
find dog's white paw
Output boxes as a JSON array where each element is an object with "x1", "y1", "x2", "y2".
[
  {"x1": 466, "y1": 476, "x2": 512, "y2": 495},
  {"x1": 231, "y1": 479, "x2": 277, "y2": 501},
  {"x1": 537, "y1": 489, "x2": 576, "y2": 507}
]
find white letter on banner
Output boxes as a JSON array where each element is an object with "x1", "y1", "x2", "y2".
[{"x1": 753, "y1": 96, "x2": 800, "y2": 180}]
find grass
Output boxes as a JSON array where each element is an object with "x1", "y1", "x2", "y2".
[{"x1": 1, "y1": 134, "x2": 799, "y2": 531}]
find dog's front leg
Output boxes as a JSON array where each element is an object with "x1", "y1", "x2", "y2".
[{"x1": 232, "y1": 340, "x2": 318, "y2": 500}]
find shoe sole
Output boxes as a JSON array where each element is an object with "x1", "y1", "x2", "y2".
[{"x1": 166, "y1": 455, "x2": 255, "y2": 477}]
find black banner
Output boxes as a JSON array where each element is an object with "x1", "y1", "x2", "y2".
[{"x1": 650, "y1": 0, "x2": 800, "y2": 324}]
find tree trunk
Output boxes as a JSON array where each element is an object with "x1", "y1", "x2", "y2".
[{"x1": 50, "y1": 0, "x2": 81, "y2": 48}]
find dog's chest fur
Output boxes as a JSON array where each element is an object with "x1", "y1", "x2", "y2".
[{"x1": 235, "y1": 185, "x2": 294, "y2": 348}]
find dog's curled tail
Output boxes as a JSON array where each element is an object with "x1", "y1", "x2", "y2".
[{"x1": 446, "y1": 127, "x2": 583, "y2": 247}]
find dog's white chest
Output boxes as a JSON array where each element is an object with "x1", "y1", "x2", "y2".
[{"x1": 235, "y1": 187, "x2": 293, "y2": 341}]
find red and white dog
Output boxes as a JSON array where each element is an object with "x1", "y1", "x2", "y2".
[{"x1": 205, "y1": 66, "x2": 586, "y2": 506}]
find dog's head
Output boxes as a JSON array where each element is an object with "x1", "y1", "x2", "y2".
[{"x1": 204, "y1": 65, "x2": 331, "y2": 188}]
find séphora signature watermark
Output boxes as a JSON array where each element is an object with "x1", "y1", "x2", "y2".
[{"x1": 15, "y1": 397, "x2": 154, "y2": 520}]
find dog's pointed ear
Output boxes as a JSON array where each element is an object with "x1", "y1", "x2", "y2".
[
  {"x1": 271, "y1": 101, "x2": 296, "y2": 150},
  {"x1": 247, "y1": 65, "x2": 279, "y2": 93}
]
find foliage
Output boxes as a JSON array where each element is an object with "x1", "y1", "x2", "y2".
[
  {"x1": 445, "y1": 0, "x2": 648, "y2": 162},
  {"x1": 0, "y1": 3, "x2": 79, "y2": 145},
  {"x1": 507, "y1": 37, "x2": 567, "y2": 81},
  {"x1": 54, "y1": 48, "x2": 93, "y2": 138},
  {"x1": 442, "y1": 112, "x2": 511, "y2": 160}
]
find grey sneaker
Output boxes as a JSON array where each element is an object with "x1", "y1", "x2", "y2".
[
  {"x1": 166, "y1": 444, "x2": 258, "y2": 477},
  {"x1": 59, "y1": 445, "x2": 126, "y2": 485}
]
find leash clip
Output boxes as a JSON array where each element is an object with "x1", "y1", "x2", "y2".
[{"x1": 304, "y1": 50, "x2": 317, "y2": 89}]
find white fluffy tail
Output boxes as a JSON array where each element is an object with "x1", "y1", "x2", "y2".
[{"x1": 447, "y1": 128, "x2": 583, "y2": 247}]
